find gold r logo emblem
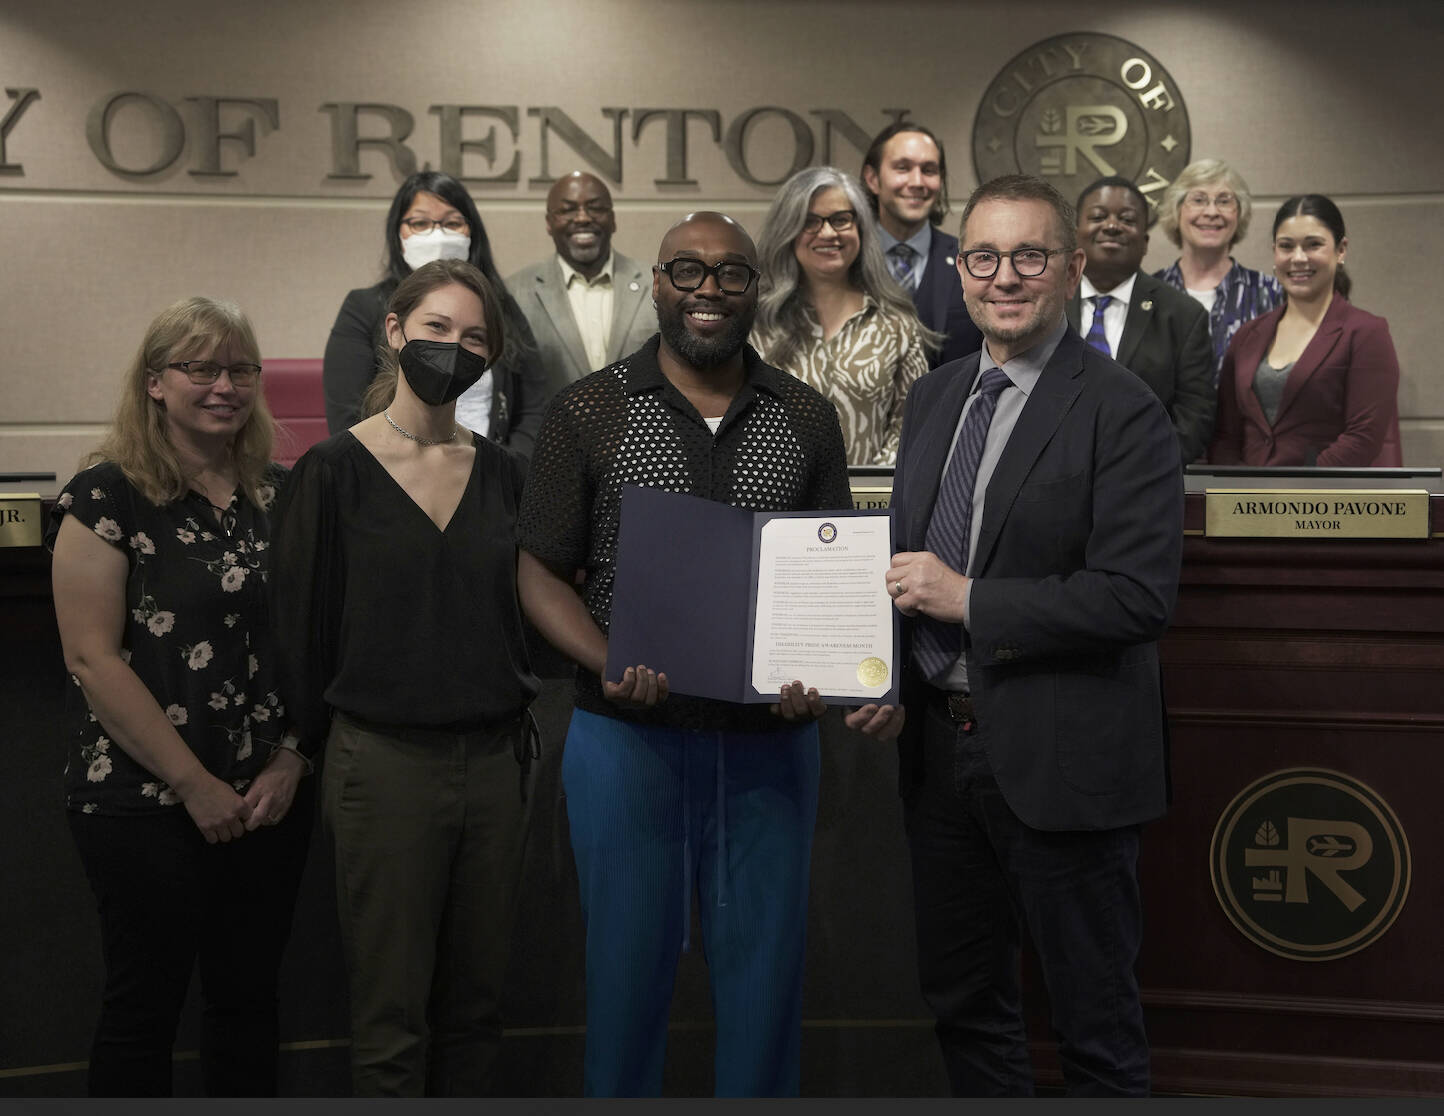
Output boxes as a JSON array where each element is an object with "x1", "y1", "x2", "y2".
[
  {"x1": 972, "y1": 33, "x2": 1192, "y2": 219},
  {"x1": 1210, "y1": 768, "x2": 1411, "y2": 961}
]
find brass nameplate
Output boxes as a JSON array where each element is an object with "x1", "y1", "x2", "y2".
[
  {"x1": 850, "y1": 481, "x2": 891, "y2": 511},
  {"x1": 1205, "y1": 489, "x2": 1430, "y2": 539},
  {"x1": 0, "y1": 493, "x2": 44, "y2": 548}
]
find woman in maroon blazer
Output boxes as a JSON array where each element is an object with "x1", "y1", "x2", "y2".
[{"x1": 1210, "y1": 194, "x2": 1401, "y2": 467}]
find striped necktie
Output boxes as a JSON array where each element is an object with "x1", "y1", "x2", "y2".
[
  {"x1": 888, "y1": 243, "x2": 918, "y2": 292},
  {"x1": 1085, "y1": 293, "x2": 1113, "y2": 356},
  {"x1": 911, "y1": 366, "x2": 1013, "y2": 680}
]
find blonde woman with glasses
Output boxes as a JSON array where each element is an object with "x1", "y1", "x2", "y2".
[
  {"x1": 1154, "y1": 158, "x2": 1283, "y2": 381},
  {"x1": 47, "y1": 297, "x2": 311, "y2": 1096}
]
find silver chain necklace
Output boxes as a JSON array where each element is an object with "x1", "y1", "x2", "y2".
[{"x1": 384, "y1": 409, "x2": 456, "y2": 446}]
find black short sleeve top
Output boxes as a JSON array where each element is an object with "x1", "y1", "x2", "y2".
[
  {"x1": 46, "y1": 461, "x2": 290, "y2": 815},
  {"x1": 517, "y1": 336, "x2": 853, "y2": 731}
]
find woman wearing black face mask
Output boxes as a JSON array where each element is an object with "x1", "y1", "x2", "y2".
[
  {"x1": 269, "y1": 259, "x2": 541, "y2": 1097},
  {"x1": 321, "y1": 170, "x2": 548, "y2": 458}
]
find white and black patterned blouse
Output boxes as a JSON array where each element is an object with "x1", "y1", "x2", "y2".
[
  {"x1": 518, "y1": 335, "x2": 852, "y2": 731},
  {"x1": 45, "y1": 461, "x2": 290, "y2": 815},
  {"x1": 751, "y1": 297, "x2": 929, "y2": 467}
]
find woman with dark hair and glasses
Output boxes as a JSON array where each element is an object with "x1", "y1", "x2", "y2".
[
  {"x1": 273, "y1": 258, "x2": 541, "y2": 1096},
  {"x1": 751, "y1": 166, "x2": 935, "y2": 465},
  {"x1": 1210, "y1": 194, "x2": 1401, "y2": 467},
  {"x1": 47, "y1": 297, "x2": 312, "y2": 1096},
  {"x1": 322, "y1": 170, "x2": 547, "y2": 457}
]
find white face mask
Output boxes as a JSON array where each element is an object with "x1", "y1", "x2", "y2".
[{"x1": 401, "y1": 227, "x2": 471, "y2": 271}]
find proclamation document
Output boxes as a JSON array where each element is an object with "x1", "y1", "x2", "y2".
[
  {"x1": 749, "y1": 514, "x2": 895, "y2": 701},
  {"x1": 607, "y1": 486, "x2": 899, "y2": 705}
]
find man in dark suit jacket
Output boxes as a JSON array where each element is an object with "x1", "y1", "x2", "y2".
[
  {"x1": 882, "y1": 174, "x2": 1183, "y2": 1096},
  {"x1": 505, "y1": 172, "x2": 658, "y2": 404},
  {"x1": 862, "y1": 122, "x2": 983, "y2": 366},
  {"x1": 1067, "y1": 176, "x2": 1215, "y2": 463}
]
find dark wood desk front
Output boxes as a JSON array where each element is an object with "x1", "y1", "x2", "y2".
[{"x1": 4, "y1": 491, "x2": 1441, "y2": 1096}]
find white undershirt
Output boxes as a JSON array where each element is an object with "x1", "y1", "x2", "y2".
[
  {"x1": 453, "y1": 370, "x2": 493, "y2": 437},
  {"x1": 1185, "y1": 285, "x2": 1219, "y2": 313}
]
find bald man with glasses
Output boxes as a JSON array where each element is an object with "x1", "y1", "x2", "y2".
[{"x1": 517, "y1": 212, "x2": 878, "y2": 1097}]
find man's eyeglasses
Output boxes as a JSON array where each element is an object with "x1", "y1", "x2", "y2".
[
  {"x1": 655, "y1": 258, "x2": 760, "y2": 294},
  {"x1": 1181, "y1": 191, "x2": 1238, "y2": 212},
  {"x1": 402, "y1": 216, "x2": 469, "y2": 235},
  {"x1": 549, "y1": 200, "x2": 614, "y2": 220},
  {"x1": 166, "y1": 360, "x2": 262, "y2": 387},
  {"x1": 959, "y1": 248, "x2": 1064, "y2": 279},
  {"x1": 802, "y1": 209, "x2": 856, "y2": 235}
]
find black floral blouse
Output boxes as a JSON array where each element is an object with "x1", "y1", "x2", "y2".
[{"x1": 45, "y1": 460, "x2": 290, "y2": 815}]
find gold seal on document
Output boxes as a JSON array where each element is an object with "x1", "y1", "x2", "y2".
[{"x1": 857, "y1": 656, "x2": 889, "y2": 687}]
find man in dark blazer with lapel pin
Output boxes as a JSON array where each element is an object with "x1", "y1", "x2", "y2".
[
  {"x1": 1067, "y1": 176, "x2": 1215, "y2": 463},
  {"x1": 862, "y1": 122, "x2": 983, "y2": 367},
  {"x1": 506, "y1": 171, "x2": 658, "y2": 404},
  {"x1": 882, "y1": 174, "x2": 1184, "y2": 1096}
]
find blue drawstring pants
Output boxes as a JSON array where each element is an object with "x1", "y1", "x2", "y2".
[{"x1": 562, "y1": 708, "x2": 820, "y2": 1097}]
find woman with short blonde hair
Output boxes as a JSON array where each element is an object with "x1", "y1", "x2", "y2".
[{"x1": 1154, "y1": 158, "x2": 1282, "y2": 379}]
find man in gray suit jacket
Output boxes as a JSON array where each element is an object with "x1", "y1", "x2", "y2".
[
  {"x1": 1067, "y1": 176, "x2": 1215, "y2": 463},
  {"x1": 505, "y1": 172, "x2": 658, "y2": 403},
  {"x1": 884, "y1": 175, "x2": 1183, "y2": 1096}
]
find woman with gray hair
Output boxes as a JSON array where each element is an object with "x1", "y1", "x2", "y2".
[
  {"x1": 751, "y1": 166, "x2": 933, "y2": 465},
  {"x1": 1154, "y1": 157, "x2": 1283, "y2": 379}
]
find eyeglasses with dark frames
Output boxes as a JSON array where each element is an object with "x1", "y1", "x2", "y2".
[
  {"x1": 655, "y1": 258, "x2": 761, "y2": 294},
  {"x1": 959, "y1": 248, "x2": 1064, "y2": 279},
  {"x1": 165, "y1": 360, "x2": 262, "y2": 387},
  {"x1": 801, "y1": 209, "x2": 856, "y2": 235},
  {"x1": 401, "y1": 216, "x2": 470, "y2": 235}
]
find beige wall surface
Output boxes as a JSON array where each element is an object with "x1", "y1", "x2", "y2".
[{"x1": 2, "y1": 0, "x2": 1442, "y2": 486}]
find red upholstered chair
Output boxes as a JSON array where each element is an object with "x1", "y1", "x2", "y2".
[{"x1": 262, "y1": 359, "x2": 327, "y2": 467}]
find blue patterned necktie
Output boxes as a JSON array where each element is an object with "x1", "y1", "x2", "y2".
[
  {"x1": 888, "y1": 242, "x2": 918, "y2": 292},
  {"x1": 1085, "y1": 293, "x2": 1113, "y2": 356},
  {"x1": 912, "y1": 366, "x2": 1013, "y2": 680}
]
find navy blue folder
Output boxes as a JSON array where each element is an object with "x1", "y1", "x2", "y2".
[{"x1": 606, "y1": 484, "x2": 899, "y2": 706}]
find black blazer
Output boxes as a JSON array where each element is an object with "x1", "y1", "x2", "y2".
[
  {"x1": 913, "y1": 226, "x2": 984, "y2": 367},
  {"x1": 1067, "y1": 270, "x2": 1215, "y2": 463},
  {"x1": 890, "y1": 327, "x2": 1184, "y2": 831},
  {"x1": 321, "y1": 281, "x2": 548, "y2": 458}
]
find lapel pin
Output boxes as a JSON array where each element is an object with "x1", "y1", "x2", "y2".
[
  {"x1": 630, "y1": 281, "x2": 640, "y2": 292},
  {"x1": 945, "y1": 256, "x2": 955, "y2": 266},
  {"x1": 1141, "y1": 299, "x2": 1153, "y2": 311}
]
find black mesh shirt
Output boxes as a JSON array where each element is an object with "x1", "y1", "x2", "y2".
[{"x1": 518, "y1": 335, "x2": 853, "y2": 731}]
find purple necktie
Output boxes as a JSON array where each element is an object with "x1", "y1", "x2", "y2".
[
  {"x1": 1085, "y1": 293, "x2": 1113, "y2": 356},
  {"x1": 912, "y1": 366, "x2": 1013, "y2": 680},
  {"x1": 888, "y1": 243, "x2": 918, "y2": 292}
]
